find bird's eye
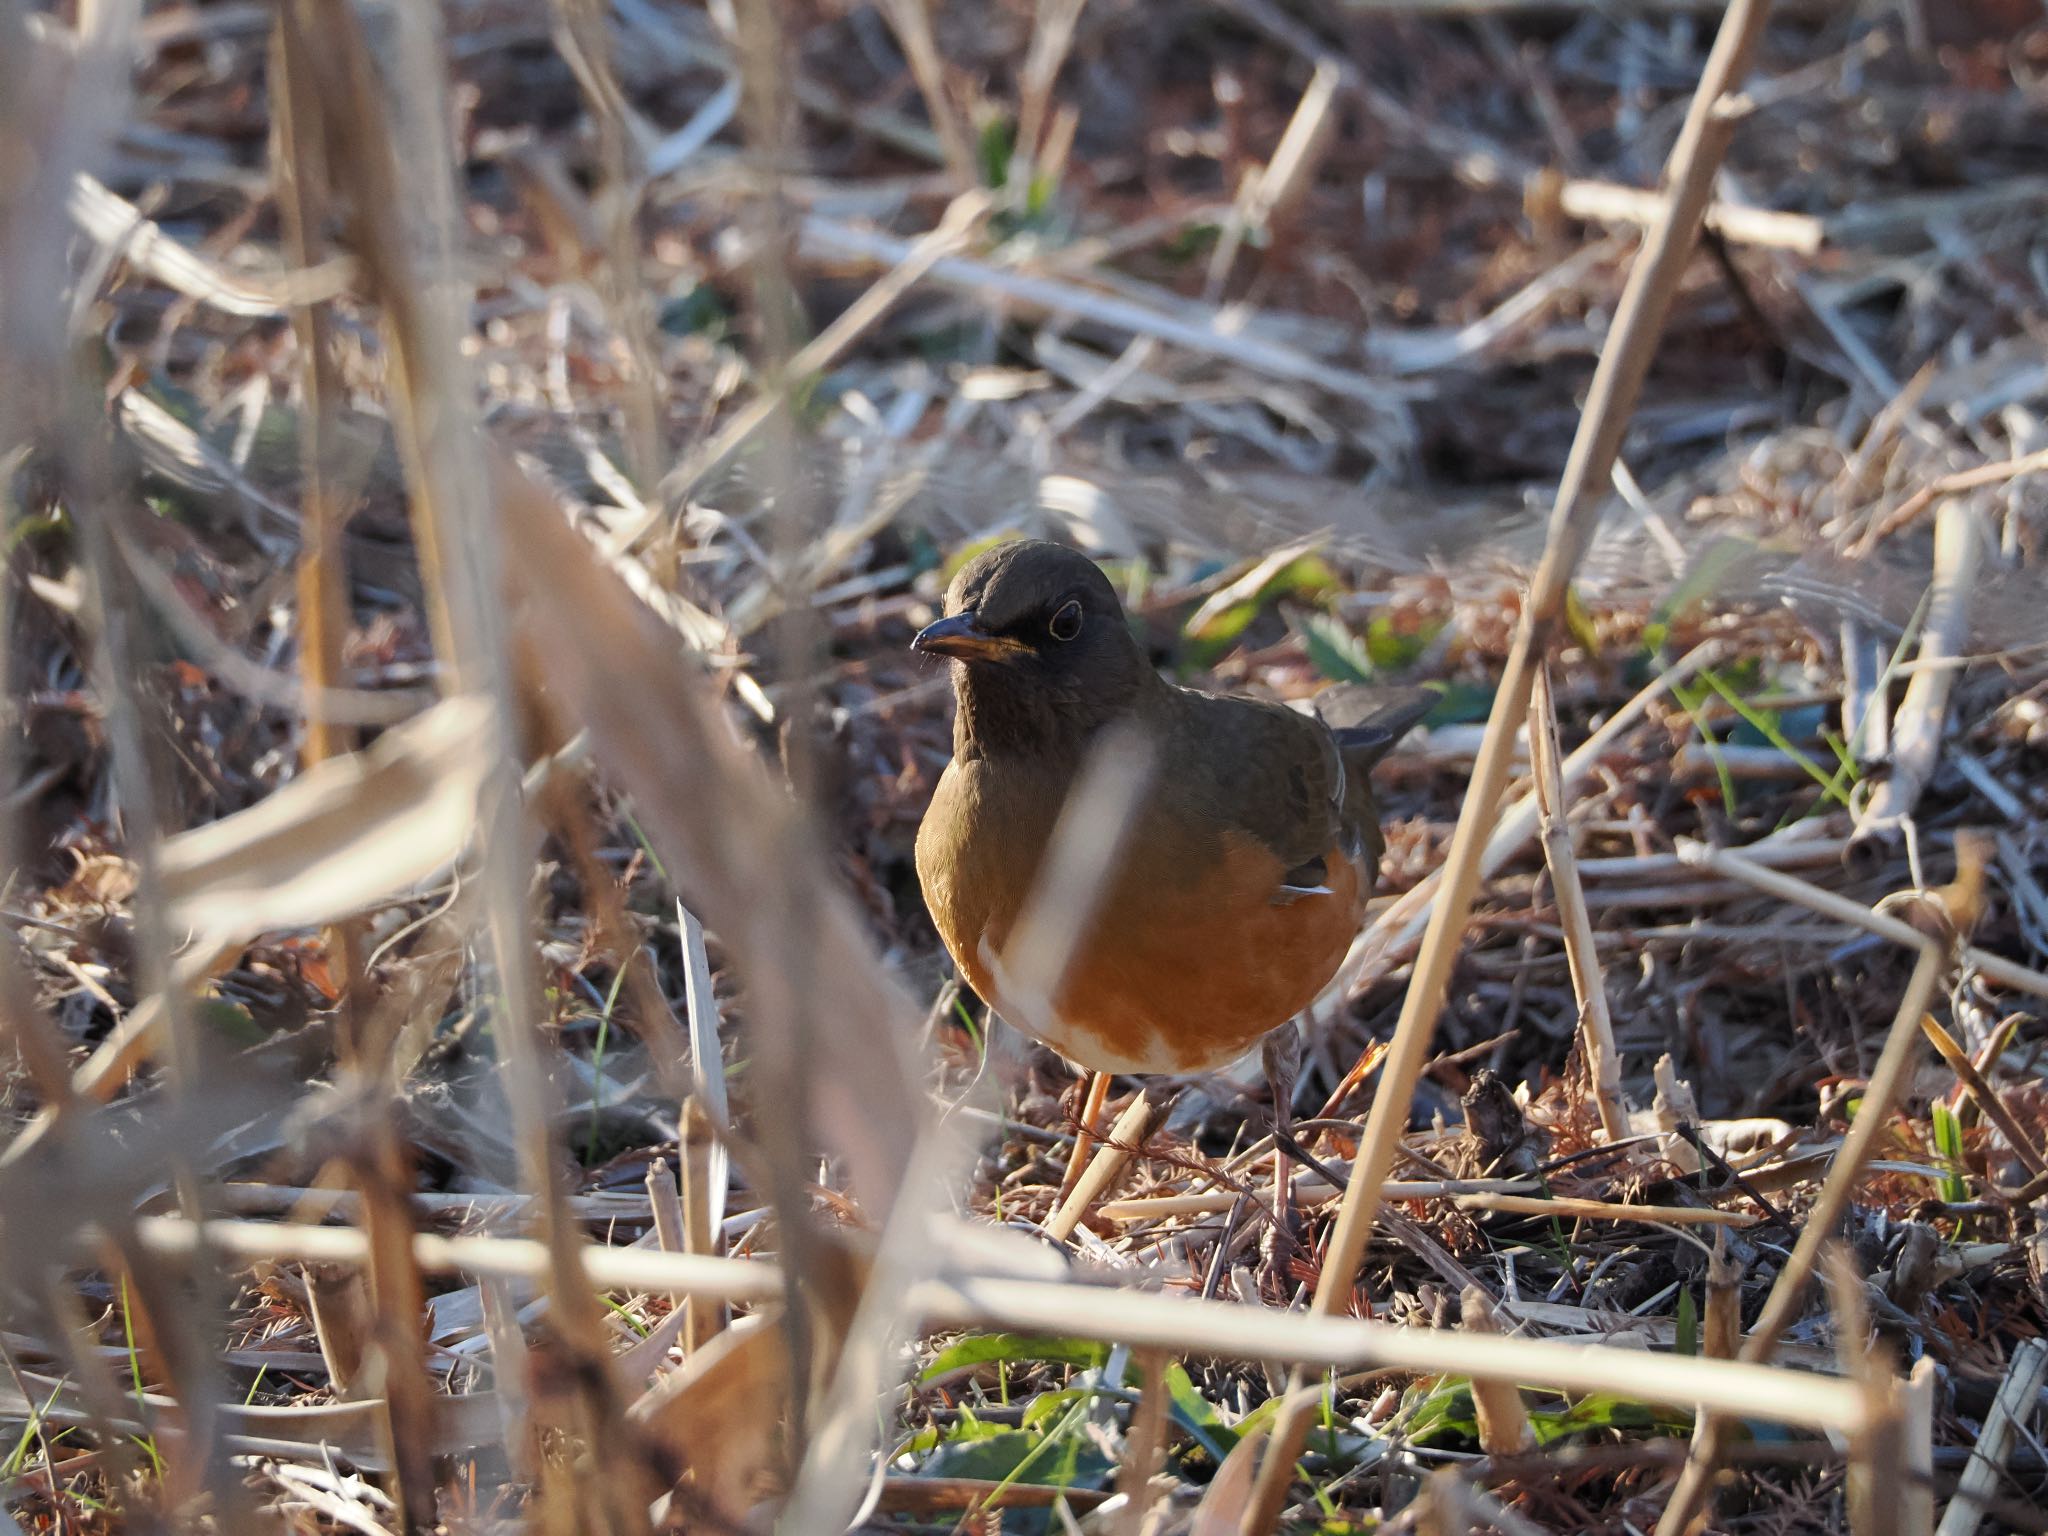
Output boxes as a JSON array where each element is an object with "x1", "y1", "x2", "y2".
[{"x1": 1048, "y1": 599, "x2": 1083, "y2": 642}]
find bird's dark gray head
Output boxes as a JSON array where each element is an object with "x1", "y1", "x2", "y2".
[{"x1": 912, "y1": 540, "x2": 1152, "y2": 757}]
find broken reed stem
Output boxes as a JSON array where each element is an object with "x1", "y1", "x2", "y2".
[
  {"x1": 1461, "y1": 1288, "x2": 1535, "y2": 1455},
  {"x1": 1903, "y1": 1357, "x2": 1937, "y2": 1536},
  {"x1": 679, "y1": 1097, "x2": 726, "y2": 1351},
  {"x1": 1242, "y1": 1, "x2": 1778, "y2": 1526},
  {"x1": 1529, "y1": 662, "x2": 1629, "y2": 1142},
  {"x1": 1935, "y1": 1337, "x2": 2048, "y2": 1536},
  {"x1": 1828, "y1": 1246, "x2": 1905, "y2": 1536},
  {"x1": 1920, "y1": 1014, "x2": 2048, "y2": 1181},
  {"x1": 1657, "y1": 940, "x2": 1945, "y2": 1536},
  {"x1": 1045, "y1": 1090, "x2": 1154, "y2": 1243}
]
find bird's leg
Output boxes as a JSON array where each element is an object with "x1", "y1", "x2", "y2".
[
  {"x1": 1058, "y1": 1068, "x2": 1111, "y2": 1202},
  {"x1": 1261, "y1": 1026, "x2": 1304, "y2": 1277}
]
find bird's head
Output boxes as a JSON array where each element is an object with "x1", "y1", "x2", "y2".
[{"x1": 913, "y1": 540, "x2": 1151, "y2": 754}]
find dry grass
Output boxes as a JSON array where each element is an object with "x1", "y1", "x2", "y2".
[{"x1": 5, "y1": 2, "x2": 2048, "y2": 1534}]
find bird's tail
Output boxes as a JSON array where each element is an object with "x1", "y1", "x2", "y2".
[{"x1": 1321, "y1": 686, "x2": 1436, "y2": 772}]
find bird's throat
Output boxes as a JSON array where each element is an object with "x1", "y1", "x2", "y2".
[{"x1": 951, "y1": 663, "x2": 1091, "y2": 761}]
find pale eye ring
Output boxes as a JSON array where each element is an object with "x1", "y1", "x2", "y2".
[{"x1": 1048, "y1": 598, "x2": 1084, "y2": 642}]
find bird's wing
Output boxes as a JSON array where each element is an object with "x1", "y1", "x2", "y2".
[{"x1": 1158, "y1": 689, "x2": 1355, "y2": 884}]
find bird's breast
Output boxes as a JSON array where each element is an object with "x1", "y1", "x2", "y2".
[{"x1": 918, "y1": 756, "x2": 1372, "y2": 1077}]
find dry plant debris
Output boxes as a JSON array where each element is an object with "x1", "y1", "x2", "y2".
[{"x1": 5, "y1": 1, "x2": 2048, "y2": 1533}]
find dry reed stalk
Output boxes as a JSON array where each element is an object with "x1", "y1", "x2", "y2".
[
  {"x1": 0, "y1": 7, "x2": 83, "y2": 1125},
  {"x1": 1060, "y1": 1068, "x2": 1115, "y2": 1202},
  {"x1": 1529, "y1": 662, "x2": 1628, "y2": 1141},
  {"x1": 121, "y1": 1213, "x2": 1875, "y2": 1432},
  {"x1": 1460, "y1": 1288, "x2": 1535, "y2": 1455},
  {"x1": 548, "y1": 0, "x2": 664, "y2": 493},
  {"x1": 1849, "y1": 444, "x2": 2048, "y2": 557},
  {"x1": 297, "y1": 6, "x2": 654, "y2": 1528},
  {"x1": 679, "y1": 1097, "x2": 726, "y2": 1352},
  {"x1": 872, "y1": 0, "x2": 974, "y2": 187},
  {"x1": 1903, "y1": 1357, "x2": 1937, "y2": 1536},
  {"x1": 1934, "y1": 1337, "x2": 2048, "y2": 1536},
  {"x1": 1826, "y1": 1246, "x2": 1909, "y2": 1536},
  {"x1": 1243, "y1": 2, "x2": 1778, "y2": 1525},
  {"x1": 1098, "y1": 1178, "x2": 1532, "y2": 1221},
  {"x1": 1856, "y1": 500, "x2": 1984, "y2": 835},
  {"x1": 1678, "y1": 841, "x2": 2048, "y2": 1000},
  {"x1": 1045, "y1": 1090, "x2": 1156, "y2": 1242},
  {"x1": 30, "y1": 0, "x2": 264, "y2": 1515},
  {"x1": 1529, "y1": 171, "x2": 1826, "y2": 252},
  {"x1": 1116, "y1": 1348, "x2": 1172, "y2": 1536},
  {"x1": 269, "y1": 14, "x2": 440, "y2": 1514},
  {"x1": 1701, "y1": 1231, "x2": 1741, "y2": 1363},
  {"x1": 645, "y1": 1157, "x2": 685, "y2": 1251}
]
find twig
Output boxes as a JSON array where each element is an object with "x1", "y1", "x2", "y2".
[
  {"x1": 1530, "y1": 662, "x2": 1629, "y2": 1141},
  {"x1": 1856, "y1": 500, "x2": 1985, "y2": 834},
  {"x1": 1045, "y1": 1091, "x2": 1155, "y2": 1243},
  {"x1": 1849, "y1": 445, "x2": 2048, "y2": 558},
  {"x1": 1243, "y1": 2, "x2": 1780, "y2": 1525}
]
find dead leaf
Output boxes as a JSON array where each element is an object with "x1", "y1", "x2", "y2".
[
  {"x1": 629, "y1": 1312, "x2": 792, "y2": 1526},
  {"x1": 1188, "y1": 1422, "x2": 1269, "y2": 1536},
  {"x1": 158, "y1": 695, "x2": 491, "y2": 944}
]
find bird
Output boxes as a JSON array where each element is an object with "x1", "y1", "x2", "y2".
[{"x1": 912, "y1": 539, "x2": 1430, "y2": 1098}]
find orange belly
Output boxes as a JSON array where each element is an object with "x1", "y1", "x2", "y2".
[{"x1": 925, "y1": 780, "x2": 1365, "y2": 1075}]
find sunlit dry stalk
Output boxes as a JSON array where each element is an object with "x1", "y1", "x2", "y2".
[
  {"x1": 117, "y1": 1212, "x2": 1872, "y2": 1432},
  {"x1": 1828, "y1": 1246, "x2": 1912, "y2": 1536},
  {"x1": 270, "y1": 15, "x2": 441, "y2": 1517},
  {"x1": 294, "y1": 5, "x2": 654, "y2": 1530},
  {"x1": 1856, "y1": 500, "x2": 1984, "y2": 835},
  {"x1": 873, "y1": 0, "x2": 975, "y2": 188},
  {"x1": 1530, "y1": 662, "x2": 1628, "y2": 1141},
  {"x1": 1045, "y1": 1091, "x2": 1155, "y2": 1243},
  {"x1": 11, "y1": 0, "x2": 265, "y2": 1517},
  {"x1": 1461, "y1": 1288, "x2": 1535, "y2": 1455},
  {"x1": 726, "y1": 0, "x2": 863, "y2": 1457},
  {"x1": 1244, "y1": 2, "x2": 1778, "y2": 1526},
  {"x1": 1116, "y1": 1348, "x2": 1171, "y2": 1536},
  {"x1": 679, "y1": 1097, "x2": 727, "y2": 1352}
]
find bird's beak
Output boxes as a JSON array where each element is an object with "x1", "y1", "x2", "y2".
[{"x1": 911, "y1": 611, "x2": 1031, "y2": 663}]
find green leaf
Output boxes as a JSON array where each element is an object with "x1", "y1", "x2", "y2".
[
  {"x1": 1675, "y1": 1287, "x2": 1699, "y2": 1358},
  {"x1": 1563, "y1": 585, "x2": 1601, "y2": 656},
  {"x1": 977, "y1": 116, "x2": 1016, "y2": 189},
  {"x1": 1162, "y1": 1362, "x2": 1240, "y2": 1462},
  {"x1": 919, "y1": 1333, "x2": 1111, "y2": 1383},
  {"x1": 1932, "y1": 1101, "x2": 1968, "y2": 1203},
  {"x1": 1364, "y1": 612, "x2": 1445, "y2": 672},
  {"x1": 1646, "y1": 534, "x2": 1767, "y2": 654},
  {"x1": 1297, "y1": 610, "x2": 1375, "y2": 683},
  {"x1": 1184, "y1": 553, "x2": 1338, "y2": 662}
]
